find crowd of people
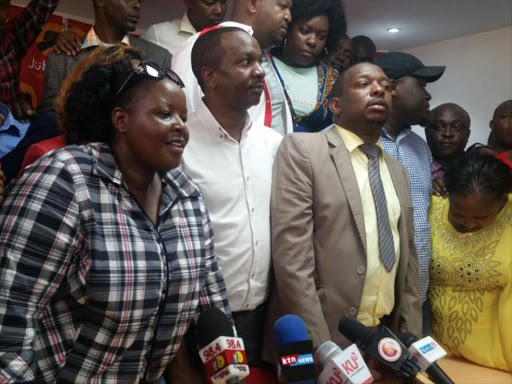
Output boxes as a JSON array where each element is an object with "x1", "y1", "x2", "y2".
[{"x1": 0, "y1": 0, "x2": 510, "y2": 382}]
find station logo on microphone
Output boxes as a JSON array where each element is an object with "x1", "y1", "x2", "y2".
[{"x1": 377, "y1": 337, "x2": 401, "y2": 362}]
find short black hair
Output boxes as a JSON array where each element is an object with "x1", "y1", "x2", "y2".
[
  {"x1": 428, "y1": 103, "x2": 471, "y2": 129},
  {"x1": 352, "y1": 35, "x2": 377, "y2": 57},
  {"x1": 288, "y1": 0, "x2": 347, "y2": 53},
  {"x1": 444, "y1": 152, "x2": 512, "y2": 200},
  {"x1": 493, "y1": 99, "x2": 512, "y2": 118},
  {"x1": 191, "y1": 27, "x2": 247, "y2": 92}
]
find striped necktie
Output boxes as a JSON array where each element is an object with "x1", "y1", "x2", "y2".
[{"x1": 359, "y1": 143, "x2": 396, "y2": 271}]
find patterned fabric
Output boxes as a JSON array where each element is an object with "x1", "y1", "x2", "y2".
[
  {"x1": 429, "y1": 195, "x2": 512, "y2": 371},
  {"x1": 360, "y1": 144, "x2": 396, "y2": 271},
  {"x1": 430, "y1": 159, "x2": 445, "y2": 180},
  {"x1": 0, "y1": 0, "x2": 60, "y2": 105},
  {"x1": 81, "y1": 27, "x2": 131, "y2": 49},
  {"x1": 381, "y1": 127, "x2": 433, "y2": 301},
  {"x1": 0, "y1": 143, "x2": 230, "y2": 383},
  {"x1": 270, "y1": 56, "x2": 336, "y2": 133}
]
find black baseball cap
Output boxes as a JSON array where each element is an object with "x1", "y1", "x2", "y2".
[{"x1": 374, "y1": 52, "x2": 445, "y2": 82}]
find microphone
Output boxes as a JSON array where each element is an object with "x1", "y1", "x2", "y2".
[
  {"x1": 399, "y1": 333, "x2": 454, "y2": 384},
  {"x1": 338, "y1": 316, "x2": 434, "y2": 384},
  {"x1": 316, "y1": 340, "x2": 374, "y2": 384},
  {"x1": 273, "y1": 314, "x2": 316, "y2": 384},
  {"x1": 197, "y1": 308, "x2": 250, "y2": 384}
]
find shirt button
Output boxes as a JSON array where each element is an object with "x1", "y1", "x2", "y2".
[
  {"x1": 251, "y1": 208, "x2": 255, "y2": 213},
  {"x1": 348, "y1": 307, "x2": 357, "y2": 316},
  {"x1": 357, "y1": 266, "x2": 366, "y2": 275},
  {"x1": 157, "y1": 237, "x2": 162, "y2": 244}
]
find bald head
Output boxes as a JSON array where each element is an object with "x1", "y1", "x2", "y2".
[
  {"x1": 430, "y1": 103, "x2": 471, "y2": 129},
  {"x1": 493, "y1": 99, "x2": 512, "y2": 118}
]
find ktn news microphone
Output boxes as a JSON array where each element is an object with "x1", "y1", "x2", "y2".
[
  {"x1": 273, "y1": 314, "x2": 316, "y2": 384},
  {"x1": 316, "y1": 340, "x2": 374, "y2": 384},
  {"x1": 338, "y1": 316, "x2": 435, "y2": 384},
  {"x1": 197, "y1": 307, "x2": 249, "y2": 384},
  {"x1": 398, "y1": 333, "x2": 454, "y2": 384}
]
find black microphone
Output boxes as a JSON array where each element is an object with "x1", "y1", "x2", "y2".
[
  {"x1": 197, "y1": 308, "x2": 249, "y2": 384},
  {"x1": 338, "y1": 316, "x2": 434, "y2": 384},
  {"x1": 398, "y1": 333, "x2": 454, "y2": 384}
]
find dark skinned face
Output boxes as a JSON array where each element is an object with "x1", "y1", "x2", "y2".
[{"x1": 185, "y1": 0, "x2": 227, "y2": 31}]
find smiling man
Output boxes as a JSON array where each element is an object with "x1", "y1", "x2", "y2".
[
  {"x1": 374, "y1": 51, "x2": 445, "y2": 335},
  {"x1": 38, "y1": 0, "x2": 171, "y2": 113},
  {"x1": 265, "y1": 63, "x2": 422, "y2": 354},
  {"x1": 426, "y1": 103, "x2": 471, "y2": 179},
  {"x1": 181, "y1": 27, "x2": 283, "y2": 382}
]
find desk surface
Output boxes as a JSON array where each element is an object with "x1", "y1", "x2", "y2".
[{"x1": 378, "y1": 357, "x2": 511, "y2": 384}]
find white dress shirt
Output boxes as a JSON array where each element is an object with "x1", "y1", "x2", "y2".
[
  {"x1": 141, "y1": 13, "x2": 197, "y2": 56},
  {"x1": 171, "y1": 22, "x2": 293, "y2": 135},
  {"x1": 182, "y1": 99, "x2": 283, "y2": 311}
]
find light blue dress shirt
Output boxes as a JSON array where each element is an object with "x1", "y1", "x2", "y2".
[
  {"x1": 381, "y1": 127, "x2": 433, "y2": 302},
  {"x1": 0, "y1": 103, "x2": 30, "y2": 158}
]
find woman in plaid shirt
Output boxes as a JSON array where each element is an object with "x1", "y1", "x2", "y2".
[{"x1": 0, "y1": 46, "x2": 231, "y2": 383}]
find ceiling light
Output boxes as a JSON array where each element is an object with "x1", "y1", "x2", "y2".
[{"x1": 387, "y1": 28, "x2": 401, "y2": 33}]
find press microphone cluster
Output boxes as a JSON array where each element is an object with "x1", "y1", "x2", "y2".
[
  {"x1": 338, "y1": 316, "x2": 453, "y2": 384},
  {"x1": 197, "y1": 308, "x2": 250, "y2": 384},
  {"x1": 273, "y1": 314, "x2": 316, "y2": 384},
  {"x1": 316, "y1": 340, "x2": 374, "y2": 384}
]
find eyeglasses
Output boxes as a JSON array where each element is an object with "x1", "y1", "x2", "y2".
[{"x1": 114, "y1": 61, "x2": 185, "y2": 98}]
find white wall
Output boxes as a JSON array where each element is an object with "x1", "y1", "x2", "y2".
[{"x1": 404, "y1": 27, "x2": 512, "y2": 146}]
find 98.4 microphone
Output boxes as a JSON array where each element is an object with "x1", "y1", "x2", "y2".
[
  {"x1": 316, "y1": 340, "x2": 374, "y2": 384},
  {"x1": 273, "y1": 314, "x2": 316, "y2": 384},
  {"x1": 398, "y1": 333, "x2": 454, "y2": 384},
  {"x1": 338, "y1": 316, "x2": 434, "y2": 384},
  {"x1": 197, "y1": 308, "x2": 250, "y2": 384}
]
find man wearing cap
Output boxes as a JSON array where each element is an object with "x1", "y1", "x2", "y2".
[{"x1": 374, "y1": 52, "x2": 445, "y2": 336}]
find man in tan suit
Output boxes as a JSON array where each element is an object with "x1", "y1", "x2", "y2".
[{"x1": 266, "y1": 62, "x2": 422, "y2": 354}]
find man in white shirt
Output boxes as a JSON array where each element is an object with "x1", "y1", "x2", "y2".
[
  {"x1": 182, "y1": 27, "x2": 282, "y2": 376},
  {"x1": 172, "y1": 0, "x2": 293, "y2": 135},
  {"x1": 141, "y1": 0, "x2": 227, "y2": 56}
]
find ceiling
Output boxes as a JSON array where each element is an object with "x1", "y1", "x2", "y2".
[{"x1": 12, "y1": 0, "x2": 512, "y2": 51}]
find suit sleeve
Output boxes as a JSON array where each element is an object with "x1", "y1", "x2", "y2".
[
  {"x1": 270, "y1": 134, "x2": 331, "y2": 346},
  {"x1": 398, "y1": 166, "x2": 423, "y2": 338},
  {"x1": 38, "y1": 52, "x2": 62, "y2": 113}
]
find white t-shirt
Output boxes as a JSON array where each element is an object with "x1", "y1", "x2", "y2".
[{"x1": 273, "y1": 57, "x2": 318, "y2": 118}]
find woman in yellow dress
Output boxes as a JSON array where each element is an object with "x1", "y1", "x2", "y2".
[{"x1": 429, "y1": 152, "x2": 512, "y2": 371}]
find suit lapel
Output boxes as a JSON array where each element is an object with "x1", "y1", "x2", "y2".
[{"x1": 326, "y1": 128, "x2": 367, "y2": 253}]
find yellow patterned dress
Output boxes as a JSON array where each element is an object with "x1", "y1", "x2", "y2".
[{"x1": 428, "y1": 195, "x2": 512, "y2": 371}]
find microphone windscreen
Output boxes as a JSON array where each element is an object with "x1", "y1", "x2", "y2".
[
  {"x1": 398, "y1": 332, "x2": 419, "y2": 348},
  {"x1": 338, "y1": 316, "x2": 375, "y2": 347},
  {"x1": 316, "y1": 341, "x2": 342, "y2": 368},
  {"x1": 197, "y1": 307, "x2": 234, "y2": 347},
  {"x1": 273, "y1": 314, "x2": 308, "y2": 345}
]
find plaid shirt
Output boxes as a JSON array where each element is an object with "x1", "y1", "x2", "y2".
[
  {"x1": 0, "y1": 0, "x2": 60, "y2": 105},
  {"x1": 430, "y1": 160, "x2": 445, "y2": 180},
  {"x1": 81, "y1": 27, "x2": 131, "y2": 50},
  {"x1": 381, "y1": 127, "x2": 433, "y2": 302},
  {"x1": 0, "y1": 143, "x2": 230, "y2": 383}
]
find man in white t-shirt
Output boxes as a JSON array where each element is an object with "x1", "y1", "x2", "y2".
[
  {"x1": 141, "y1": 0, "x2": 227, "y2": 56},
  {"x1": 181, "y1": 27, "x2": 283, "y2": 380},
  {"x1": 172, "y1": 0, "x2": 293, "y2": 135}
]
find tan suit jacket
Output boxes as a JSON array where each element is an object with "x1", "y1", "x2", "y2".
[{"x1": 264, "y1": 128, "x2": 422, "y2": 358}]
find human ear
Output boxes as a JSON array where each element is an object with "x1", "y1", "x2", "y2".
[
  {"x1": 202, "y1": 67, "x2": 217, "y2": 90},
  {"x1": 390, "y1": 79, "x2": 398, "y2": 96},
  {"x1": 112, "y1": 107, "x2": 129, "y2": 134},
  {"x1": 329, "y1": 97, "x2": 342, "y2": 116}
]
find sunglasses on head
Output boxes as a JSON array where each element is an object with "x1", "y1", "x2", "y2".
[{"x1": 114, "y1": 61, "x2": 185, "y2": 98}]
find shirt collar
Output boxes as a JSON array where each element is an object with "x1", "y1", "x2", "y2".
[
  {"x1": 90, "y1": 143, "x2": 199, "y2": 198},
  {"x1": 196, "y1": 98, "x2": 253, "y2": 139},
  {"x1": 381, "y1": 126, "x2": 412, "y2": 142},
  {"x1": 179, "y1": 13, "x2": 197, "y2": 35},
  {"x1": 81, "y1": 27, "x2": 131, "y2": 50},
  {"x1": 0, "y1": 102, "x2": 30, "y2": 134},
  {"x1": 335, "y1": 124, "x2": 384, "y2": 156}
]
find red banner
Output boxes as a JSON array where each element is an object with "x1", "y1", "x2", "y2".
[{"x1": 7, "y1": 6, "x2": 92, "y2": 108}]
